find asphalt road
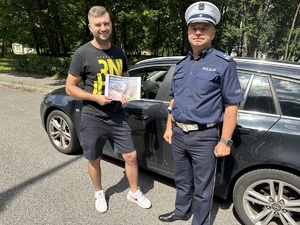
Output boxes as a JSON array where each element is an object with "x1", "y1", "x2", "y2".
[{"x1": 0, "y1": 83, "x2": 241, "y2": 225}]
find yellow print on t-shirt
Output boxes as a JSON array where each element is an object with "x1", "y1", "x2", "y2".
[{"x1": 93, "y1": 58, "x2": 123, "y2": 94}]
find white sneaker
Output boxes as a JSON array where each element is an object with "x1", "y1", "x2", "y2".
[
  {"x1": 127, "y1": 187, "x2": 151, "y2": 209},
  {"x1": 95, "y1": 190, "x2": 108, "y2": 213}
]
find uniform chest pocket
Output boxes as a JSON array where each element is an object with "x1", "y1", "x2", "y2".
[
  {"x1": 173, "y1": 72, "x2": 185, "y2": 90},
  {"x1": 195, "y1": 72, "x2": 220, "y2": 93}
]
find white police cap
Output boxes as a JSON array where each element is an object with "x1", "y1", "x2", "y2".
[{"x1": 185, "y1": 1, "x2": 221, "y2": 25}]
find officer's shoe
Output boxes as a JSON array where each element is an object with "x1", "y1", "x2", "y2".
[{"x1": 158, "y1": 211, "x2": 190, "y2": 222}]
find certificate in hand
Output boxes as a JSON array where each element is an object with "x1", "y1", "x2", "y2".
[{"x1": 104, "y1": 74, "x2": 141, "y2": 101}]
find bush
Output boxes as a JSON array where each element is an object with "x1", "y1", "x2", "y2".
[
  {"x1": 10, "y1": 55, "x2": 71, "y2": 79},
  {"x1": 0, "y1": 55, "x2": 13, "y2": 72},
  {"x1": 8, "y1": 54, "x2": 153, "y2": 79}
]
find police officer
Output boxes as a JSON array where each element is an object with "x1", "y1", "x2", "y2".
[{"x1": 158, "y1": 1, "x2": 244, "y2": 225}]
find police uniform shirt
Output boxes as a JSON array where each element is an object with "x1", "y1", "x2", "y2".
[{"x1": 170, "y1": 48, "x2": 244, "y2": 125}]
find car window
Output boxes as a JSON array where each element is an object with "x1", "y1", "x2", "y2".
[
  {"x1": 273, "y1": 78, "x2": 300, "y2": 118},
  {"x1": 129, "y1": 67, "x2": 169, "y2": 99},
  {"x1": 243, "y1": 76, "x2": 276, "y2": 114},
  {"x1": 238, "y1": 72, "x2": 251, "y2": 92}
]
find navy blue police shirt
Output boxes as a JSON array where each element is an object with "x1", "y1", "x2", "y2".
[{"x1": 170, "y1": 47, "x2": 244, "y2": 124}]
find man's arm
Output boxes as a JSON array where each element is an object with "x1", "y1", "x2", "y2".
[
  {"x1": 65, "y1": 73, "x2": 112, "y2": 106},
  {"x1": 214, "y1": 103, "x2": 238, "y2": 157},
  {"x1": 163, "y1": 98, "x2": 174, "y2": 144}
]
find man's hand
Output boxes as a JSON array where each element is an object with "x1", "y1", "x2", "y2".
[
  {"x1": 120, "y1": 94, "x2": 129, "y2": 104},
  {"x1": 95, "y1": 95, "x2": 113, "y2": 106},
  {"x1": 163, "y1": 128, "x2": 172, "y2": 144},
  {"x1": 214, "y1": 142, "x2": 231, "y2": 157}
]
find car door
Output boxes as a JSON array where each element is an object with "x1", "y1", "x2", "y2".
[
  {"x1": 215, "y1": 72, "x2": 281, "y2": 197},
  {"x1": 123, "y1": 65, "x2": 175, "y2": 178}
]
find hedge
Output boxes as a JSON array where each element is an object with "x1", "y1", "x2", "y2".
[{"x1": 10, "y1": 54, "x2": 71, "y2": 79}]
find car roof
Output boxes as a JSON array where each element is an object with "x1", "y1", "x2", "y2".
[
  {"x1": 133, "y1": 56, "x2": 300, "y2": 80},
  {"x1": 134, "y1": 56, "x2": 184, "y2": 66}
]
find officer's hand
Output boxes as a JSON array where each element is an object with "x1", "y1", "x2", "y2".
[
  {"x1": 214, "y1": 142, "x2": 230, "y2": 157},
  {"x1": 163, "y1": 128, "x2": 172, "y2": 144},
  {"x1": 95, "y1": 95, "x2": 113, "y2": 106}
]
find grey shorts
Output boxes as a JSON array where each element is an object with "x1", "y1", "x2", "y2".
[{"x1": 80, "y1": 112, "x2": 135, "y2": 160}]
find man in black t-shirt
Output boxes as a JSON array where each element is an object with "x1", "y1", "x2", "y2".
[{"x1": 66, "y1": 6, "x2": 151, "y2": 213}]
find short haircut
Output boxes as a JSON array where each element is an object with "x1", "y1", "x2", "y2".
[{"x1": 88, "y1": 6, "x2": 110, "y2": 23}]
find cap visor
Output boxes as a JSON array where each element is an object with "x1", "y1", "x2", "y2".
[{"x1": 188, "y1": 19, "x2": 215, "y2": 25}]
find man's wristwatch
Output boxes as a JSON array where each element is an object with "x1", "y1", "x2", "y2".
[
  {"x1": 220, "y1": 138, "x2": 233, "y2": 147},
  {"x1": 167, "y1": 106, "x2": 172, "y2": 114}
]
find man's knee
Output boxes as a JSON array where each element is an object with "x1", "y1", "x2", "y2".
[
  {"x1": 88, "y1": 157, "x2": 101, "y2": 166},
  {"x1": 123, "y1": 150, "x2": 137, "y2": 162}
]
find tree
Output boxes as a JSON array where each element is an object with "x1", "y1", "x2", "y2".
[
  {"x1": 0, "y1": 0, "x2": 299, "y2": 60},
  {"x1": 284, "y1": 2, "x2": 300, "y2": 60}
]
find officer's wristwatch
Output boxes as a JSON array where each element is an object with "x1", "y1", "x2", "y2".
[
  {"x1": 167, "y1": 106, "x2": 172, "y2": 114},
  {"x1": 220, "y1": 138, "x2": 233, "y2": 147}
]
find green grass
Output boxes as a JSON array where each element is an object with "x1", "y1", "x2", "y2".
[{"x1": 0, "y1": 55, "x2": 13, "y2": 72}]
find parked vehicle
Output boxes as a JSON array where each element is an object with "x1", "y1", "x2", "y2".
[{"x1": 40, "y1": 57, "x2": 300, "y2": 225}]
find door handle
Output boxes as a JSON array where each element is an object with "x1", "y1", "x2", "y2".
[
  {"x1": 234, "y1": 127, "x2": 250, "y2": 134},
  {"x1": 131, "y1": 114, "x2": 149, "y2": 120}
]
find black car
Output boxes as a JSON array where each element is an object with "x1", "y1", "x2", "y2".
[{"x1": 40, "y1": 57, "x2": 300, "y2": 225}]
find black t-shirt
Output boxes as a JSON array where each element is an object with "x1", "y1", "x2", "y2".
[{"x1": 68, "y1": 42, "x2": 129, "y2": 117}]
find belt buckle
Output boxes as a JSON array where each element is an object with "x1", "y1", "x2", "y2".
[
  {"x1": 180, "y1": 123, "x2": 188, "y2": 132},
  {"x1": 206, "y1": 123, "x2": 216, "y2": 128},
  {"x1": 176, "y1": 121, "x2": 198, "y2": 132},
  {"x1": 187, "y1": 124, "x2": 198, "y2": 131}
]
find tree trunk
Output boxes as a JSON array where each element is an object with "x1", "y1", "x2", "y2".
[
  {"x1": 288, "y1": 28, "x2": 300, "y2": 60},
  {"x1": 242, "y1": 0, "x2": 271, "y2": 57},
  {"x1": 284, "y1": 2, "x2": 300, "y2": 60},
  {"x1": 36, "y1": 0, "x2": 60, "y2": 56},
  {"x1": 10, "y1": 41, "x2": 14, "y2": 54},
  {"x1": 242, "y1": 32, "x2": 249, "y2": 57}
]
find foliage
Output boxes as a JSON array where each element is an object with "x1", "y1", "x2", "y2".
[
  {"x1": 0, "y1": 0, "x2": 299, "y2": 63},
  {"x1": 10, "y1": 55, "x2": 71, "y2": 78},
  {"x1": 0, "y1": 56, "x2": 13, "y2": 72}
]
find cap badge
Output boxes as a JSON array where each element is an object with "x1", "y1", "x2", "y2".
[{"x1": 198, "y1": 3, "x2": 205, "y2": 10}]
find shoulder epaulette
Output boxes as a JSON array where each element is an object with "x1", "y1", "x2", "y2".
[
  {"x1": 176, "y1": 55, "x2": 188, "y2": 65},
  {"x1": 214, "y1": 50, "x2": 233, "y2": 62}
]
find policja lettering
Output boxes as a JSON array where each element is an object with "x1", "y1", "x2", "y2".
[{"x1": 202, "y1": 66, "x2": 216, "y2": 72}]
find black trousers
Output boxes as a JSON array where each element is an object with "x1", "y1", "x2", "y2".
[{"x1": 172, "y1": 125, "x2": 219, "y2": 225}]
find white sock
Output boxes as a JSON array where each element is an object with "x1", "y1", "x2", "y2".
[
  {"x1": 95, "y1": 190, "x2": 104, "y2": 196},
  {"x1": 131, "y1": 188, "x2": 141, "y2": 195}
]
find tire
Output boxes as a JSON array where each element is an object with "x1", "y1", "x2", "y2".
[
  {"x1": 46, "y1": 110, "x2": 81, "y2": 154},
  {"x1": 233, "y1": 169, "x2": 300, "y2": 225}
]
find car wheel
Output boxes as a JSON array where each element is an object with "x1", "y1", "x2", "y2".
[
  {"x1": 233, "y1": 169, "x2": 300, "y2": 225},
  {"x1": 46, "y1": 110, "x2": 81, "y2": 154}
]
